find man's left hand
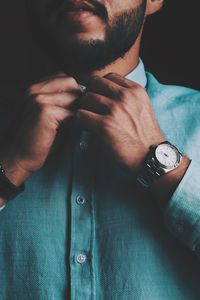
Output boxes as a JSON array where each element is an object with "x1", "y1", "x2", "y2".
[{"x1": 77, "y1": 73, "x2": 165, "y2": 172}]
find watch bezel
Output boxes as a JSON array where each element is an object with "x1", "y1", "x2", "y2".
[{"x1": 153, "y1": 142, "x2": 182, "y2": 170}]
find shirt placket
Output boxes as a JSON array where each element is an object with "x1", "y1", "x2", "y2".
[{"x1": 69, "y1": 129, "x2": 96, "y2": 300}]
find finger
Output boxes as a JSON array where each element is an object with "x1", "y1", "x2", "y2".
[
  {"x1": 79, "y1": 92, "x2": 113, "y2": 115},
  {"x1": 104, "y1": 72, "x2": 139, "y2": 88},
  {"x1": 35, "y1": 92, "x2": 80, "y2": 110},
  {"x1": 50, "y1": 107, "x2": 75, "y2": 124},
  {"x1": 34, "y1": 105, "x2": 75, "y2": 128},
  {"x1": 29, "y1": 76, "x2": 82, "y2": 95},
  {"x1": 76, "y1": 109, "x2": 103, "y2": 133},
  {"x1": 86, "y1": 76, "x2": 122, "y2": 99}
]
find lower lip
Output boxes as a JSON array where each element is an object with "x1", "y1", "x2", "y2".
[{"x1": 65, "y1": 10, "x2": 97, "y2": 20}]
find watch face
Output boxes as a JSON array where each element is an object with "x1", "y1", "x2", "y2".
[{"x1": 155, "y1": 143, "x2": 180, "y2": 168}]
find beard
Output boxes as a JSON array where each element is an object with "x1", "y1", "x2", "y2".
[{"x1": 29, "y1": 1, "x2": 146, "y2": 74}]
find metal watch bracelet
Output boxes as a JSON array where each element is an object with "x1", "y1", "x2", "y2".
[{"x1": 136, "y1": 157, "x2": 166, "y2": 188}]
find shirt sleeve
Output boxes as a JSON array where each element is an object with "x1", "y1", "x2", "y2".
[{"x1": 164, "y1": 159, "x2": 200, "y2": 257}]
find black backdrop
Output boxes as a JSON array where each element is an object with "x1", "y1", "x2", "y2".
[
  {"x1": 141, "y1": 0, "x2": 199, "y2": 90},
  {"x1": 0, "y1": 0, "x2": 199, "y2": 108}
]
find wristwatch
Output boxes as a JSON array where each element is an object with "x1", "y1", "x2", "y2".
[
  {"x1": 0, "y1": 164, "x2": 25, "y2": 202},
  {"x1": 136, "y1": 141, "x2": 183, "y2": 188}
]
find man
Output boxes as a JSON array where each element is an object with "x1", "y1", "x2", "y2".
[{"x1": 0, "y1": 0, "x2": 200, "y2": 299}]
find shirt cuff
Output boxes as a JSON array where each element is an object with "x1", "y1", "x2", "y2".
[
  {"x1": 0, "y1": 204, "x2": 6, "y2": 211},
  {"x1": 164, "y1": 159, "x2": 200, "y2": 256}
]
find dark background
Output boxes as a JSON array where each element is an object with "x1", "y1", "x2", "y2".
[
  {"x1": 141, "y1": 0, "x2": 199, "y2": 90},
  {"x1": 0, "y1": 0, "x2": 199, "y2": 109}
]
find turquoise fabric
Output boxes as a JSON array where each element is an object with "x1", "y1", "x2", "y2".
[{"x1": 1, "y1": 60, "x2": 200, "y2": 300}]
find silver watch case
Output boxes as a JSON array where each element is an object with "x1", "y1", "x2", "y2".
[
  {"x1": 148, "y1": 141, "x2": 183, "y2": 176},
  {"x1": 136, "y1": 141, "x2": 183, "y2": 188}
]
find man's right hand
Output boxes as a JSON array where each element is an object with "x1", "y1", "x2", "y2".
[{"x1": 0, "y1": 74, "x2": 82, "y2": 199}]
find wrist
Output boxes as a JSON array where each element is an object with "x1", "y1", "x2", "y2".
[
  {"x1": 0, "y1": 157, "x2": 31, "y2": 187},
  {"x1": 136, "y1": 141, "x2": 183, "y2": 188},
  {"x1": 0, "y1": 158, "x2": 28, "y2": 204},
  {"x1": 0, "y1": 145, "x2": 32, "y2": 186},
  {"x1": 135, "y1": 140, "x2": 191, "y2": 207}
]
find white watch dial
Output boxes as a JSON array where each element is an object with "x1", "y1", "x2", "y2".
[{"x1": 155, "y1": 144, "x2": 179, "y2": 168}]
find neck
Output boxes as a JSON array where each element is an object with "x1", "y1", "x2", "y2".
[{"x1": 72, "y1": 32, "x2": 142, "y2": 86}]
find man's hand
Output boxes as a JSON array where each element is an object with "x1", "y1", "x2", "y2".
[
  {"x1": 0, "y1": 74, "x2": 82, "y2": 189},
  {"x1": 77, "y1": 73, "x2": 191, "y2": 207},
  {"x1": 77, "y1": 73, "x2": 165, "y2": 171}
]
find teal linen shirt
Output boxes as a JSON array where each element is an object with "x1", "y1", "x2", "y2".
[{"x1": 1, "y1": 60, "x2": 200, "y2": 300}]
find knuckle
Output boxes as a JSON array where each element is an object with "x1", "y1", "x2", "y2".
[
  {"x1": 108, "y1": 102, "x2": 117, "y2": 114},
  {"x1": 133, "y1": 84, "x2": 145, "y2": 97},
  {"x1": 118, "y1": 88, "x2": 132, "y2": 101},
  {"x1": 64, "y1": 76, "x2": 78, "y2": 87},
  {"x1": 91, "y1": 75, "x2": 99, "y2": 82},
  {"x1": 97, "y1": 96, "x2": 106, "y2": 106},
  {"x1": 117, "y1": 88, "x2": 126, "y2": 99},
  {"x1": 34, "y1": 94, "x2": 45, "y2": 105}
]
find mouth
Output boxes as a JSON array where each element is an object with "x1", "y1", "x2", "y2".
[
  {"x1": 53, "y1": 0, "x2": 108, "y2": 22},
  {"x1": 64, "y1": 1, "x2": 98, "y2": 15}
]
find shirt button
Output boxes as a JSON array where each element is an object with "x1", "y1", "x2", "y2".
[
  {"x1": 76, "y1": 253, "x2": 87, "y2": 264},
  {"x1": 80, "y1": 140, "x2": 88, "y2": 151},
  {"x1": 76, "y1": 196, "x2": 86, "y2": 205}
]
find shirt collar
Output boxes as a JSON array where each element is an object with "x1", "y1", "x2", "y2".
[
  {"x1": 126, "y1": 59, "x2": 147, "y2": 88},
  {"x1": 78, "y1": 59, "x2": 147, "y2": 92}
]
